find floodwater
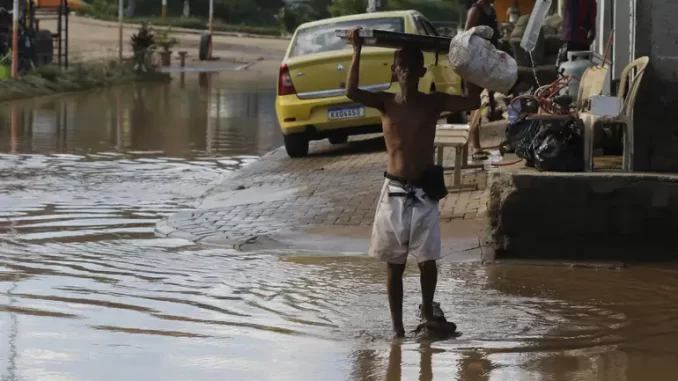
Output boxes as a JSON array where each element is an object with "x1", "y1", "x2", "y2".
[{"x1": 1, "y1": 72, "x2": 678, "y2": 381}]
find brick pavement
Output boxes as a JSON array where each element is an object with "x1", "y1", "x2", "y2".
[{"x1": 156, "y1": 129, "x2": 501, "y2": 246}]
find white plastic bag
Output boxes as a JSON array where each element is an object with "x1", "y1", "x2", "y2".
[{"x1": 448, "y1": 26, "x2": 518, "y2": 94}]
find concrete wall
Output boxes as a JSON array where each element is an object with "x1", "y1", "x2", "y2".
[
  {"x1": 633, "y1": 0, "x2": 678, "y2": 172},
  {"x1": 485, "y1": 170, "x2": 678, "y2": 260}
]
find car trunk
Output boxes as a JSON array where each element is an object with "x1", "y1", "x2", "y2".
[{"x1": 285, "y1": 48, "x2": 394, "y2": 96}]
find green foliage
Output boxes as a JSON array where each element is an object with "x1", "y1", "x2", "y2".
[
  {"x1": 79, "y1": 0, "x2": 117, "y2": 17},
  {"x1": 154, "y1": 27, "x2": 179, "y2": 51},
  {"x1": 78, "y1": 0, "x2": 463, "y2": 36},
  {"x1": 328, "y1": 0, "x2": 366, "y2": 17},
  {"x1": 131, "y1": 23, "x2": 155, "y2": 52},
  {"x1": 276, "y1": 3, "x2": 320, "y2": 33},
  {"x1": 388, "y1": 0, "x2": 461, "y2": 22},
  {"x1": 33, "y1": 64, "x2": 61, "y2": 82},
  {"x1": 131, "y1": 23, "x2": 156, "y2": 72}
]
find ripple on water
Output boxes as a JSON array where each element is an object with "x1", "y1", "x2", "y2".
[{"x1": 3, "y1": 104, "x2": 678, "y2": 379}]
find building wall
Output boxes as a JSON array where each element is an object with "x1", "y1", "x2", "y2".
[
  {"x1": 633, "y1": 0, "x2": 678, "y2": 172},
  {"x1": 493, "y1": 0, "x2": 537, "y2": 22}
]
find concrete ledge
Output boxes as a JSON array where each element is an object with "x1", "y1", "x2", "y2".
[{"x1": 485, "y1": 167, "x2": 678, "y2": 260}]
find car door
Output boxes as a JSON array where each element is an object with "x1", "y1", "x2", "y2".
[{"x1": 414, "y1": 15, "x2": 462, "y2": 97}]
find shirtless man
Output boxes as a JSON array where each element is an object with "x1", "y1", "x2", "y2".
[{"x1": 345, "y1": 28, "x2": 481, "y2": 338}]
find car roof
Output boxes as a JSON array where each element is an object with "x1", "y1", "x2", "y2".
[{"x1": 296, "y1": 10, "x2": 419, "y2": 30}]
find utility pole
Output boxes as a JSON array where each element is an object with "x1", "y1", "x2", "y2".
[
  {"x1": 367, "y1": 0, "x2": 387, "y2": 13},
  {"x1": 11, "y1": 0, "x2": 18, "y2": 77},
  {"x1": 208, "y1": 0, "x2": 213, "y2": 59},
  {"x1": 118, "y1": 0, "x2": 124, "y2": 63}
]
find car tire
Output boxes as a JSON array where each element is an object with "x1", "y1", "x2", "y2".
[
  {"x1": 284, "y1": 134, "x2": 309, "y2": 158},
  {"x1": 199, "y1": 32, "x2": 211, "y2": 61},
  {"x1": 328, "y1": 135, "x2": 348, "y2": 145}
]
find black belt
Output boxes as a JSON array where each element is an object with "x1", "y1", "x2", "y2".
[
  {"x1": 384, "y1": 172, "x2": 420, "y2": 199},
  {"x1": 384, "y1": 172, "x2": 423, "y2": 187}
]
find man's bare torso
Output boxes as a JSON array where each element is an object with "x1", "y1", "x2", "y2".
[{"x1": 381, "y1": 92, "x2": 439, "y2": 182}]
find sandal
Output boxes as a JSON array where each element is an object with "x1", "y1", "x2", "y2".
[
  {"x1": 414, "y1": 302, "x2": 458, "y2": 338},
  {"x1": 471, "y1": 150, "x2": 489, "y2": 161}
]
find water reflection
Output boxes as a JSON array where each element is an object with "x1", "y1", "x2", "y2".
[
  {"x1": 1, "y1": 73, "x2": 678, "y2": 380},
  {"x1": 0, "y1": 72, "x2": 282, "y2": 157}
]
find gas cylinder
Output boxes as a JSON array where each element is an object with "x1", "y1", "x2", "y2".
[{"x1": 558, "y1": 51, "x2": 594, "y2": 100}]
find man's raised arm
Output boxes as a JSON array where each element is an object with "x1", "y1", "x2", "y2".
[
  {"x1": 345, "y1": 28, "x2": 386, "y2": 112},
  {"x1": 432, "y1": 81, "x2": 482, "y2": 114}
]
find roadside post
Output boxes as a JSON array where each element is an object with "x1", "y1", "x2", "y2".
[
  {"x1": 11, "y1": 0, "x2": 18, "y2": 77},
  {"x1": 162, "y1": 0, "x2": 167, "y2": 22},
  {"x1": 208, "y1": 0, "x2": 213, "y2": 59},
  {"x1": 118, "y1": 0, "x2": 124, "y2": 63}
]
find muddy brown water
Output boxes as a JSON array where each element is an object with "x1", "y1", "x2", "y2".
[{"x1": 1, "y1": 72, "x2": 678, "y2": 381}]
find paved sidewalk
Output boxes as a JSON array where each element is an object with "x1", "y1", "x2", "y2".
[{"x1": 156, "y1": 125, "x2": 503, "y2": 247}]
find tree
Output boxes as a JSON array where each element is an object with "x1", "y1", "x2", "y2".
[
  {"x1": 388, "y1": 0, "x2": 460, "y2": 22},
  {"x1": 329, "y1": 0, "x2": 366, "y2": 17},
  {"x1": 306, "y1": 0, "x2": 333, "y2": 19}
]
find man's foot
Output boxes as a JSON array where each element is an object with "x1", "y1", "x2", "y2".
[
  {"x1": 394, "y1": 323, "x2": 406, "y2": 338},
  {"x1": 414, "y1": 302, "x2": 457, "y2": 340},
  {"x1": 417, "y1": 301, "x2": 445, "y2": 321},
  {"x1": 471, "y1": 149, "x2": 489, "y2": 161}
]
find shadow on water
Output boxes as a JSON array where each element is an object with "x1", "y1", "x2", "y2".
[{"x1": 0, "y1": 72, "x2": 678, "y2": 380}]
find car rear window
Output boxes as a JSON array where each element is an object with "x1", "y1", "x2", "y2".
[{"x1": 289, "y1": 17, "x2": 405, "y2": 58}]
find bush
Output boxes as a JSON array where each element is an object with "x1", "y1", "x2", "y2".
[
  {"x1": 329, "y1": 0, "x2": 366, "y2": 17},
  {"x1": 276, "y1": 4, "x2": 319, "y2": 33},
  {"x1": 389, "y1": 0, "x2": 461, "y2": 22},
  {"x1": 81, "y1": 14, "x2": 282, "y2": 36}
]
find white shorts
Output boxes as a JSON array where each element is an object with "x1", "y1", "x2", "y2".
[{"x1": 368, "y1": 178, "x2": 441, "y2": 264}]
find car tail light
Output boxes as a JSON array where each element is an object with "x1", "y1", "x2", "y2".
[{"x1": 278, "y1": 64, "x2": 296, "y2": 96}]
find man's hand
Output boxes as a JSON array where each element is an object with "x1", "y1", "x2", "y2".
[
  {"x1": 345, "y1": 26, "x2": 386, "y2": 112},
  {"x1": 347, "y1": 27, "x2": 363, "y2": 50}
]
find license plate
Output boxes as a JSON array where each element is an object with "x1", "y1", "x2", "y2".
[{"x1": 328, "y1": 106, "x2": 365, "y2": 120}]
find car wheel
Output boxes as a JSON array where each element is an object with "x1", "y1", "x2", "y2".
[
  {"x1": 446, "y1": 112, "x2": 468, "y2": 124},
  {"x1": 284, "y1": 134, "x2": 309, "y2": 158},
  {"x1": 328, "y1": 135, "x2": 348, "y2": 145},
  {"x1": 199, "y1": 32, "x2": 211, "y2": 61}
]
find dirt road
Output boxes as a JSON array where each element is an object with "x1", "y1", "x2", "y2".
[{"x1": 39, "y1": 15, "x2": 290, "y2": 76}]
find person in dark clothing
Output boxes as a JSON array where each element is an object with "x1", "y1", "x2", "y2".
[
  {"x1": 464, "y1": 0, "x2": 500, "y2": 160},
  {"x1": 557, "y1": 0, "x2": 597, "y2": 67}
]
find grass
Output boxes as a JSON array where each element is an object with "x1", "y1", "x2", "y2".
[
  {"x1": 0, "y1": 60, "x2": 170, "y2": 102},
  {"x1": 80, "y1": 14, "x2": 283, "y2": 37}
]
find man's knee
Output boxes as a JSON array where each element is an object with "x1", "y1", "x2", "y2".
[
  {"x1": 387, "y1": 262, "x2": 406, "y2": 277},
  {"x1": 418, "y1": 260, "x2": 437, "y2": 272}
]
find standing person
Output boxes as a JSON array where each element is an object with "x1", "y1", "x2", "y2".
[
  {"x1": 557, "y1": 0, "x2": 597, "y2": 67},
  {"x1": 344, "y1": 28, "x2": 482, "y2": 338},
  {"x1": 507, "y1": 0, "x2": 521, "y2": 24},
  {"x1": 465, "y1": 0, "x2": 500, "y2": 161}
]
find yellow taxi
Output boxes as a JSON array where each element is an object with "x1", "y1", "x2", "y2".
[{"x1": 275, "y1": 10, "x2": 464, "y2": 158}]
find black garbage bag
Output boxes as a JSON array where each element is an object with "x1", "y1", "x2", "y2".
[
  {"x1": 500, "y1": 116, "x2": 541, "y2": 157},
  {"x1": 531, "y1": 117, "x2": 584, "y2": 172},
  {"x1": 512, "y1": 117, "x2": 543, "y2": 167}
]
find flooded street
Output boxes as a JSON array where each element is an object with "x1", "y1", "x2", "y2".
[{"x1": 1, "y1": 73, "x2": 678, "y2": 381}]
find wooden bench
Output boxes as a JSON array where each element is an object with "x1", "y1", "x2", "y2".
[{"x1": 434, "y1": 123, "x2": 483, "y2": 191}]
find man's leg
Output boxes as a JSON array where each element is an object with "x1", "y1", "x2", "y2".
[
  {"x1": 488, "y1": 91, "x2": 499, "y2": 121},
  {"x1": 468, "y1": 108, "x2": 487, "y2": 160},
  {"x1": 418, "y1": 260, "x2": 437, "y2": 321},
  {"x1": 387, "y1": 263, "x2": 406, "y2": 337}
]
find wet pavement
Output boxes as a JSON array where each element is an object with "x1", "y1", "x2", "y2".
[{"x1": 1, "y1": 73, "x2": 678, "y2": 380}]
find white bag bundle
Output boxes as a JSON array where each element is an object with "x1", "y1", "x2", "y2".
[{"x1": 448, "y1": 26, "x2": 518, "y2": 94}]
